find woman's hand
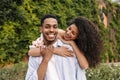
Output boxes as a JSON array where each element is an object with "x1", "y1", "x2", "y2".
[
  {"x1": 41, "y1": 45, "x2": 54, "y2": 61},
  {"x1": 54, "y1": 46, "x2": 74, "y2": 57}
]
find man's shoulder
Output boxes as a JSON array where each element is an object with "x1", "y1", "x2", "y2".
[
  {"x1": 35, "y1": 37, "x2": 41, "y2": 41},
  {"x1": 29, "y1": 56, "x2": 42, "y2": 62},
  {"x1": 56, "y1": 39, "x2": 73, "y2": 49}
]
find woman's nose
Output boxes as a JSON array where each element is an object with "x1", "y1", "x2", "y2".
[
  {"x1": 67, "y1": 30, "x2": 71, "y2": 34},
  {"x1": 66, "y1": 31, "x2": 71, "y2": 37}
]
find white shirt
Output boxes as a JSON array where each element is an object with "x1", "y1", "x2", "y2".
[{"x1": 25, "y1": 39, "x2": 86, "y2": 80}]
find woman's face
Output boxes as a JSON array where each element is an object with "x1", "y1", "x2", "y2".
[{"x1": 63, "y1": 24, "x2": 79, "y2": 41}]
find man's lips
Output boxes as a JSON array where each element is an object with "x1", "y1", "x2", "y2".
[{"x1": 48, "y1": 34, "x2": 55, "y2": 38}]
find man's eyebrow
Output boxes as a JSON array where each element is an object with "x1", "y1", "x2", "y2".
[{"x1": 45, "y1": 24, "x2": 58, "y2": 26}]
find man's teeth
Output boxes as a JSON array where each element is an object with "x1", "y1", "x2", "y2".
[{"x1": 48, "y1": 34, "x2": 54, "y2": 37}]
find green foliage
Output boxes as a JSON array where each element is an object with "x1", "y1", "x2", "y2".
[
  {"x1": 0, "y1": 0, "x2": 25, "y2": 25},
  {"x1": 0, "y1": 0, "x2": 101, "y2": 65},
  {"x1": 102, "y1": 1, "x2": 120, "y2": 62},
  {"x1": 0, "y1": 0, "x2": 40, "y2": 66},
  {"x1": 0, "y1": 0, "x2": 120, "y2": 66},
  {"x1": 0, "y1": 21, "x2": 27, "y2": 66},
  {"x1": 95, "y1": 0, "x2": 120, "y2": 63}
]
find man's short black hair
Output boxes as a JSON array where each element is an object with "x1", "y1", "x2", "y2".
[{"x1": 41, "y1": 14, "x2": 58, "y2": 25}]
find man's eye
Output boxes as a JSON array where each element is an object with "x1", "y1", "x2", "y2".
[
  {"x1": 54, "y1": 26, "x2": 57, "y2": 28},
  {"x1": 45, "y1": 25, "x2": 49, "y2": 28},
  {"x1": 69, "y1": 27, "x2": 71, "y2": 30},
  {"x1": 54, "y1": 25, "x2": 57, "y2": 28}
]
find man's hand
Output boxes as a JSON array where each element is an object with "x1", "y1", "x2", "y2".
[
  {"x1": 37, "y1": 45, "x2": 54, "y2": 80},
  {"x1": 41, "y1": 45, "x2": 54, "y2": 62}
]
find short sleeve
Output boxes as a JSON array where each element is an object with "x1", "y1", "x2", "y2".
[{"x1": 29, "y1": 34, "x2": 44, "y2": 49}]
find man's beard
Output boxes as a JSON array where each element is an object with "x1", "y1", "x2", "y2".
[{"x1": 43, "y1": 34, "x2": 57, "y2": 45}]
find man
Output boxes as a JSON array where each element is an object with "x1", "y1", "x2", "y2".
[{"x1": 25, "y1": 14, "x2": 86, "y2": 80}]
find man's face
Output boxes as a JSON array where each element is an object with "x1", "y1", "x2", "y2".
[{"x1": 41, "y1": 18, "x2": 58, "y2": 44}]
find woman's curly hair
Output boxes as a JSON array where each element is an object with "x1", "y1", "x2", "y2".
[{"x1": 69, "y1": 17, "x2": 104, "y2": 68}]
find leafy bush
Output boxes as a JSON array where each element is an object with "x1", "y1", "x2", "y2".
[
  {"x1": 0, "y1": 62, "x2": 27, "y2": 80},
  {"x1": 86, "y1": 63, "x2": 120, "y2": 80},
  {"x1": 0, "y1": 0, "x2": 101, "y2": 65}
]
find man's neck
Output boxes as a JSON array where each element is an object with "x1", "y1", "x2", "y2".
[{"x1": 43, "y1": 39, "x2": 57, "y2": 46}]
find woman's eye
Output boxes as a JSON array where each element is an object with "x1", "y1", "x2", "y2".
[{"x1": 72, "y1": 32, "x2": 75, "y2": 35}]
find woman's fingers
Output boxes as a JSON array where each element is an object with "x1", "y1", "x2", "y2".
[
  {"x1": 62, "y1": 49, "x2": 74, "y2": 57},
  {"x1": 60, "y1": 46, "x2": 74, "y2": 57},
  {"x1": 65, "y1": 52, "x2": 74, "y2": 57},
  {"x1": 47, "y1": 45, "x2": 54, "y2": 53}
]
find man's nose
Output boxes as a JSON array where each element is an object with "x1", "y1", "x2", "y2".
[{"x1": 50, "y1": 27, "x2": 54, "y2": 31}]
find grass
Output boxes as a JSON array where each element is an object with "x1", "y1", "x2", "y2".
[
  {"x1": 0, "y1": 62, "x2": 120, "y2": 80},
  {"x1": 0, "y1": 62, "x2": 27, "y2": 80},
  {"x1": 86, "y1": 63, "x2": 120, "y2": 80}
]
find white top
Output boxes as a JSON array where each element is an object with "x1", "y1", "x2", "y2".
[{"x1": 25, "y1": 38, "x2": 86, "y2": 80}]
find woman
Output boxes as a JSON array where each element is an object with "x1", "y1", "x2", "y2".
[{"x1": 29, "y1": 16, "x2": 103, "y2": 69}]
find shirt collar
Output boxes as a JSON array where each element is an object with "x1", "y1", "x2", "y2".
[{"x1": 53, "y1": 39, "x2": 63, "y2": 47}]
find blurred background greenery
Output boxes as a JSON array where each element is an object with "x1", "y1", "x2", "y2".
[{"x1": 0, "y1": 0, "x2": 120, "y2": 79}]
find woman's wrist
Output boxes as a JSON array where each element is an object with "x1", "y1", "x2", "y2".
[
  {"x1": 53, "y1": 48, "x2": 60, "y2": 55},
  {"x1": 53, "y1": 48, "x2": 57, "y2": 54}
]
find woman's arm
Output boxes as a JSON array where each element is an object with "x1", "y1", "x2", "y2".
[
  {"x1": 70, "y1": 41, "x2": 89, "y2": 70},
  {"x1": 28, "y1": 46, "x2": 43, "y2": 56},
  {"x1": 56, "y1": 36, "x2": 89, "y2": 69},
  {"x1": 28, "y1": 46, "x2": 74, "y2": 57},
  {"x1": 28, "y1": 36, "x2": 44, "y2": 56},
  {"x1": 54, "y1": 46, "x2": 74, "y2": 57}
]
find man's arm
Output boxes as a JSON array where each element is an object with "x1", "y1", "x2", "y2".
[
  {"x1": 37, "y1": 46, "x2": 53, "y2": 80},
  {"x1": 37, "y1": 58, "x2": 49, "y2": 80},
  {"x1": 26, "y1": 46, "x2": 53, "y2": 80}
]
